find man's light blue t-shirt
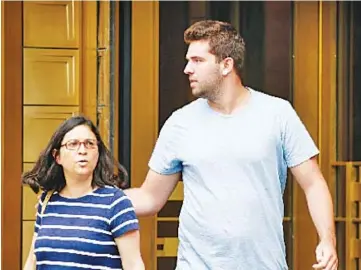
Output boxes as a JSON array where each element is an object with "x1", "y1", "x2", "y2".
[{"x1": 148, "y1": 88, "x2": 319, "y2": 270}]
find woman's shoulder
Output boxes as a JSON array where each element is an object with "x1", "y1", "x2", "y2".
[
  {"x1": 96, "y1": 186, "x2": 132, "y2": 210},
  {"x1": 96, "y1": 185, "x2": 126, "y2": 198},
  {"x1": 38, "y1": 189, "x2": 54, "y2": 202}
]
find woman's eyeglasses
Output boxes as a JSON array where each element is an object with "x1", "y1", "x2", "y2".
[{"x1": 60, "y1": 139, "x2": 98, "y2": 151}]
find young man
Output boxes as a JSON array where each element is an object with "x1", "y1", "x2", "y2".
[{"x1": 125, "y1": 20, "x2": 338, "y2": 270}]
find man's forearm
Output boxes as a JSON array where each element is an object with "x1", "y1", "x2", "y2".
[
  {"x1": 305, "y1": 179, "x2": 336, "y2": 244},
  {"x1": 124, "y1": 188, "x2": 159, "y2": 217}
]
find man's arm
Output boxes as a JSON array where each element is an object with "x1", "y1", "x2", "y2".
[
  {"x1": 124, "y1": 169, "x2": 181, "y2": 216},
  {"x1": 291, "y1": 156, "x2": 335, "y2": 243},
  {"x1": 290, "y1": 156, "x2": 338, "y2": 269}
]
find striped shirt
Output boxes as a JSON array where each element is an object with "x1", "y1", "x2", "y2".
[{"x1": 34, "y1": 186, "x2": 139, "y2": 270}]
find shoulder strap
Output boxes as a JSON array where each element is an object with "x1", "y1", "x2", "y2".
[{"x1": 40, "y1": 190, "x2": 54, "y2": 216}]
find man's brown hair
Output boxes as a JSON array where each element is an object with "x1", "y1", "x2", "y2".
[{"x1": 184, "y1": 20, "x2": 246, "y2": 78}]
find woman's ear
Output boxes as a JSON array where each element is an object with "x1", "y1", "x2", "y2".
[{"x1": 52, "y1": 149, "x2": 60, "y2": 164}]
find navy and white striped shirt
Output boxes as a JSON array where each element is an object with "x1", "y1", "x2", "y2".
[{"x1": 34, "y1": 186, "x2": 139, "y2": 270}]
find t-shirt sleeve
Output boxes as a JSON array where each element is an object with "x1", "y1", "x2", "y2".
[
  {"x1": 281, "y1": 101, "x2": 320, "y2": 168},
  {"x1": 148, "y1": 112, "x2": 183, "y2": 175},
  {"x1": 109, "y1": 190, "x2": 139, "y2": 239},
  {"x1": 34, "y1": 191, "x2": 46, "y2": 234}
]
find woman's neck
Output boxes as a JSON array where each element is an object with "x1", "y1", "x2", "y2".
[
  {"x1": 60, "y1": 184, "x2": 96, "y2": 198},
  {"x1": 61, "y1": 173, "x2": 95, "y2": 198}
]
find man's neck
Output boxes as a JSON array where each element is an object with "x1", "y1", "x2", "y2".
[{"x1": 207, "y1": 81, "x2": 250, "y2": 115}]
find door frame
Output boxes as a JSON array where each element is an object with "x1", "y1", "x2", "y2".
[
  {"x1": 131, "y1": 2, "x2": 159, "y2": 269},
  {"x1": 293, "y1": 1, "x2": 336, "y2": 269},
  {"x1": 1, "y1": 1, "x2": 23, "y2": 269}
]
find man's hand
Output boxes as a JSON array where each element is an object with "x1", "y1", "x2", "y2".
[{"x1": 312, "y1": 238, "x2": 338, "y2": 270}]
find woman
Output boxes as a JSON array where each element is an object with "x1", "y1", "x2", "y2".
[{"x1": 23, "y1": 115, "x2": 144, "y2": 270}]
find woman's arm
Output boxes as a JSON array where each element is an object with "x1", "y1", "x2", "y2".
[
  {"x1": 115, "y1": 230, "x2": 145, "y2": 270},
  {"x1": 23, "y1": 233, "x2": 37, "y2": 270}
]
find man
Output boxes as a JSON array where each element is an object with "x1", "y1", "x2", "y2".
[{"x1": 125, "y1": 20, "x2": 338, "y2": 270}]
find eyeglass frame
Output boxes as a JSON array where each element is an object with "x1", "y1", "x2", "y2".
[{"x1": 60, "y1": 139, "x2": 99, "y2": 151}]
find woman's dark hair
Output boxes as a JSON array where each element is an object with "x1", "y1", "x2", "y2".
[{"x1": 22, "y1": 115, "x2": 128, "y2": 193}]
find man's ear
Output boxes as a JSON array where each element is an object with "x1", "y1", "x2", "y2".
[
  {"x1": 52, "y1": 149, "x2": 60, "y2": 164},
  {"x1": 221, "y1": 57, "x2": 234, "y2": 76}
]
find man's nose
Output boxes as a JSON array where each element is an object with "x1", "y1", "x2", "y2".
[{"x1": 184, "y1": 62, "x2": 193, "y2": 74}]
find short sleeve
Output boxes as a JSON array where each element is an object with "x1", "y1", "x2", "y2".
[
  {"x1": 148, "y1": 112, "x2": 183, "y2": 175},
  {"x1": 34, "y1": 191, "x2": 47, "y2": 234},
  {"x1": 281, "y1": 101, "x2": 320, "y2": 168},
  {"x1": 109, "y1": 190, "x2": 139, "y2": 239}
]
